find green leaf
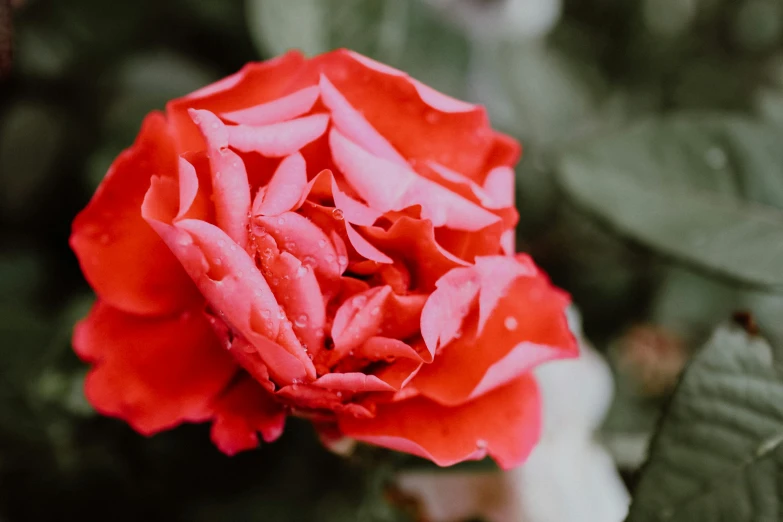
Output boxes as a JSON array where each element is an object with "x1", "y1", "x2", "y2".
[
  {"x1": 556, "y1": 114, "x2": 783, "y2": 288},
  {"x1": 627, "y1": 325, "x2": 783, "y2": 521},
  {"x1": 245, "y1": 0, "x2": 469, "y2": 95}
]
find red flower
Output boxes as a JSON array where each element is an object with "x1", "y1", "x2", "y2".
[{"x1": 70, "y1": 49, "x2": 577, "y2": 469}]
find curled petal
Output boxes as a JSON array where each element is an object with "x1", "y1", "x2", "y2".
[
  {"x1": 330, "y1": 129, "x2": 498, "y2": 231},
  {"x1": 254, "y1": 211, "x2": 342, "y2": 284},
  {"x1": 222, "y1": 85, "x2": 320, "y2": 126},
  {"x1": 345, "y1": 223, "x2": 393, "y2": 264},
  {"x1": 167, "y1": 51, "x2": 308, "y2": 151},
  {"x1": 228, "y1": 114, "x2": 330, "y2": 157},
  {"x1": 338, "y1": 375, "x2": 541, "y2": 470},
  {"x1": 253, "y1": 152, "x2": 308, "y2": 217},
  {"x1": 362, "y1": 217, "x2": 468, "y2": 291},
  {"x1": 144, "y1": 213, "x2": 314, "y2": 385},
  {"x1": 414, "y1": 266, "x2": 577, "y2": 405},
  {"x1": 319, "y1": 74, "x2": 407, "y2": 165},
  {"x1": 312, "y1": 373, "x2": 396, "y2": 393}
]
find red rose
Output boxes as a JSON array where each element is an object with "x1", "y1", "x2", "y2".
[{"x1": 71, "y1": 49, "x2": 577, "y2": 469}]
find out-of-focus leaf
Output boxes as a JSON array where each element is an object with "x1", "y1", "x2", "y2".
[
  {"x1": 0, "y1": 250, "x2": 45, "y2": 305},
  {"x1": 105, "y1": 51, "x2": 218, "y2": 145},
  {"x1": 733, "y1": 0, "x2": 783, "y2": 52},
  {"x1": 471, "y1": 39, "x2": 605, "y2": 144},
  {"x1": 15, "y1": 24, "x2": 74, "y2": 78},
  {"x1": 557, "y1": 114, "x2": 783, "y2": 288},
  {"x1": 245, "y1": 0, "x2": 469, "y2": 95},
  {"x1": 627, "y1": 325, "x2": 783, "y2": 521},
  {"x1": 651, "y1": 266, "x2": 740, "y2": 346},
  {"x1": 0, "y1": 101, "x2": 66, "y2": 219}
]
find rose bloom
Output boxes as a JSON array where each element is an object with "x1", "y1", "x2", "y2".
[{"x1": 71, "y1": 49, "x2": 577, "y2": 469}]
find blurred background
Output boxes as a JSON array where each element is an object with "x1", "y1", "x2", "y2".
[{"x1": 3, "y1": 0, "x2": 783, "y2": 520}]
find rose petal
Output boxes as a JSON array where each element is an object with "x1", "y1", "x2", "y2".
[
  {"x1": 228, "y1": 114, "x2": 330, "y2": 158},
  {"x1": 210, "y1": 377, "x2": 286, "y2": 455},
  {"x1": 253, "y1": 152, "x2": 308, "y2": 217},
  {"x1": 330, "y1": 129, "x2": 499, "y2": 231},
  {"x1": 167, "y1": 51, "x2": 308, "y2": 151},
  {"x1": 338, "y1": 375, "x2": 541, "y2": 470},
  {"x1": 345, "y1": 222, "x2": 393, "y2": 264},
  {"x1": 319, "y1": 74, "x2": 408, "y2": 165},
  {"x1": 221, "y1": 85, "x2": 320, "y2": 126},
  {"x1": 414, "y1": 269, "x2": 576, "y2": 406},
  {"x1": 73, "y1": 301, "x2": 237, "y2": 434},
  {"x1": 296, "y1": 50, "x2": 511, "y2": 178},
  {"x1": 70, "y1": 113, "x2": 200, "y2": 316},
  {"x1": 253, "y1": 211, "x2": 342, "y2": 284},
  {"x1": 143, "y1": 212, "x2": 314, "y2": 385},
  {"x1": 312, "y1": 373, "x2": 395, "y2": 393},
  {"x1": 361, "y1": 217, "x2": 468, "y2": 291}
]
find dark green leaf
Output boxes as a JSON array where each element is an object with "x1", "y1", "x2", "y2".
[{"x1": 627, "y1": 325, "x2": 783, "y2": 521}]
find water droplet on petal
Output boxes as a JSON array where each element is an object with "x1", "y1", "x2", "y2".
[
  {"x1": 336, "y1": 391, "x2": 343, "y2": 398},
  {"x1": 302, "y1": 256, "x2": 316, "y2": 268},
  {"x1": 296, "y1": 265, "x2": 308, "y2": 278},
  {"x1": 217, "y1": 239, "x2": 226, "y2": 248},
  {"x1": 325, "y1": 254, "x2": 335, "y2": 263},
  {"x1": 263, "y1": 248, "x2": 273, "y2": 258},
  {"x1": 261, "y1": 309, "x2": 272, "y2": 320},
  {"x1": 476, "y1": 439, "x2": 487, "y2": 449},
  {"x1": 353, "y1": 295, "x2": 368, "y2": 308},
  {"x1": 318, "y1": 239, "x2": 327, "y2": 248},
  {"x1": 370, "y1": 307, "x2": 380, "y2": 316},
  {"x1": 295, "y1": 314, "x2": 308, "y2": 328},
  {"x1": 277, "y1": 216, "x2": 286, "y2": 225},
  {"x1": 229, "y1": 244, "x2": 238, "y2": 252},
  {"x1": 337, "y1": 255, "x2": 348, "y2": 268},
  {"x1": 504, "y1": 316, "x2": 518, "y2": 331},
  {"x1": 332, "y1": 208, "x2": 344, "y2": 220}
]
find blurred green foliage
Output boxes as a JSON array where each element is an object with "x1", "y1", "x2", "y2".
[{"x1": 3, "y1": 0, "x2": 783, "y2": 519}]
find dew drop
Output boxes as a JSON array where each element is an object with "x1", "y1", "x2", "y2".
[
  {"x1": 353, "y1": 295, "x2": 368, "y2": 308},
  {"x1": 318, "y1": 239, "x2": 327, "y2": 248},
  {"x1": 277, "y1": 216, "x2": 286, "y2": 225},
  {"x1": 217, "y1": 239, "x2": 226, "y2": 248},
  {"x1": 332, "y1": 208, "x2": 344, "y2": 220},
  {"x1": 229, "y1": 244, "x2": 238, "y2": 252},
  {"x1": 257, "y1": 226, "x2": 267, "y2": 236},
  {"x1": 271, "y1": 277, "x2": 280, "y2": 286},
  {"x1": 325, "y1": 254, "x2": 336, "y2": 263},
  {"x1": 370, "y1": 307, "x2": 380, "y2": 316},
  {"x1": 261, "y1": 309, "x2": 272, "y2": 320},
  {"x1": 296, "y1": 265, "x2": 308, "y2": 278},
  {"x1": 476, "y1": 439, "x2": 487, "y2": 450},
  {"x1": 337, "y1": 255, "x2": 348, "y2": 268},
  {"x1": 295, "y1": 315, "x2": 308, "y2": 328},
  {"x1": 263, "y1": 248, "x2": 273, "y2": 258},
  {"x1": 302, "y1": 256, "x2": 316, "y2": 268},
  {"x1": 504, "y1": 316, "x2": 518, "y2": 331},
  {"x1": 336, "y1": 391, "x2": 343, "y2": 398},
  {"x1": 278, "y1": 310, "x2": 286, "y2": 320}
]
